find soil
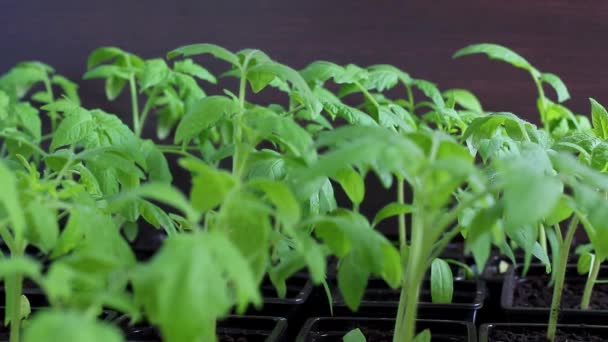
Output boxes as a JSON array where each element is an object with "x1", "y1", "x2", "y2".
[
  {"x1": 488, "y1": 327, "x2": 604, "y2": 341},
  {"x1": 513, "y1": 276, "x2": 608, "y2": 310},
  {"x1": 218, "y1": 335, "x2": 266, "y2": 342}
]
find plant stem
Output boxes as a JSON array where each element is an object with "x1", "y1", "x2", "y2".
[
  {"x1": 9, "y1": 273, "x2": 22, "y2": 342},
  {"x1": 8, "y1": 240, "x2": 24, "y2": 342},
  {"x1": 397, "y1": 177, "x2": 406, "y2": 248},
  {"x1": 42, "y1": 71, "x2": 57, "y2": 133},
  {"x1": 354, "y1": 81, "x2": 381, "y2": 121},
  {"x1": 136, "y1": 87, "x2": 160, "y2": 138},
  {"x1": 532, "y1": 73, "x2": 547, "y2": 127},
  {"x1": 581, "y1": 254, "x2": 602, "y2": 310},
  {"x1": 232, "y1": 69, "x2": 247, "y2": 177},
  {"x1": 547, "y1": 216, "x2": 579, "y2": 342},
  {"x1": 126, "y1": 56, "x2": 140, "y2": 135},
  {"x1": 393, "y1": 193, "x2": 425, "y2": 342},
  {"x1": 405, "y1": 83, "x2": 415, "y2": 114}
]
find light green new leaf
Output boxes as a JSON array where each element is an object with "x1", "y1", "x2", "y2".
[
  {"x1": 140, "y1": 58, "x2": 170, "y2": 90},
  {"x1": 174, "y1": 95, "x2": 239, "y2": 143},
  {"x1": 453, "y1": 43, "x2": 533, "y2": 72},
  {"x1": 337, "y1": 253, "x2": 370, "y2": 311},
  {"x1": 372, "y1": 203, "x2": 414, "y2": 227},
  {"x1": 343, "y1": 328, "x2": 367, "y2": 342},
  {"x1": 443, "y1": 89, "x2": 483, "y2": 112},
  {"x1": 115, "y1": 183, "x2": 199, "y2": 223},
  {"x1": 591, "y1": 98, "x2": 608, "y2": 139},
  {"x1": 577, "y1": 252, "x2": 594, "y2": 275},
  {"x1": 430, "y1": 258, "x2": 453, "y2": 304},
  {"x1": 23, "y1": 311, "x2": 124, "y2": 342},
  {"x1": 500, "y1": 148, "x2": 562, "y2": 230},
  {"x1": 86, "y1": 46, "x2": 128, "y2": 69},
  {"x1": 333, "y1": 167, "x2": 365, "y2": 206},
  {"x1": 52, "y1": 75, "x2": 80, "y2": 104},
  {"x1": 26, "y1": 200, "x2": 59, "y2": 253},
  {"x1": 174, "y1": 59, "x2": 217, "y2": 84},
  {"x1": 180, "y1": 158, "x2": 236, "y2": 213},
  {"x1": 167, "y1": 43, "x2": 240, "y2": 66},
  {"x1": 413, "y1": 329, "x2": 431, "y2": 342},
  {"x1": 541, "y1": 73, "x2": 570, "y2": 103},
  {"x1": 51, "y1": 108, "x2": 93, "y2": 150},
  {"x1": 0, "y1": 162, "x2": 25, "y2": 241},
  {"x1": 248, "y1": 179, "x2": 301, "y2": 226},
  {"x1": 300, "y1": 61, "x2": 344, "y2": 85}
]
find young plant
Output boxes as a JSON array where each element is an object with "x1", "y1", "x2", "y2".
[
  {"x1": 291, "y1": 123, "x2": 495, "y2": 341},
  {"x1": 453, "y1": 43, "x2": 591, "y2": 137}
]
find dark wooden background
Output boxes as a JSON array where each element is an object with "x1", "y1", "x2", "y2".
[{"x1": 3, "y1": 0, "x2": 608, "y2": 122}]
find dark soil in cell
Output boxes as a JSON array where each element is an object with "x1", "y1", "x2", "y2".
[
  {"x1": 488, "y1": 327, "x2": 604, "y2": 341},
  {"x1": 218, "y1": 335, "x2": 265, "y2": 342},
  {"x1": 513, "y1": 275, "x2": 608, "y2": 310}
]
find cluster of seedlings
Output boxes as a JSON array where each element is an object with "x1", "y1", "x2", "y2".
[{"x1": 0, "y1": 42, "x2": 607, "y2": 341}]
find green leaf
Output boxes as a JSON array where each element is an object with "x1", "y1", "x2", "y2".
[
  {"x1": 465, "y1": 205, "x2": 501, "y2": 271},
  {"x1": 300, "y1": 61, "x2": 345, "y2": 85},
  {"x1": 140, "y1": 58, "x2": 170, "y2": 90},
  {"x1": 430, "y1": 258, "x2": 453, "y2": 304},
  {"x1": 343, "y1": 328, "x2": 367, "y2": 342},
  {"x1": 541, "y1": 73, "x2": 570, "y2": 103},
  {"x1": 174, "y1": 95, "x2": 239, "y2": 143},
  {"x1": 591, "y1": 98, "x2": 608, "y2": 139},
  {"x1": 141, "y1": 140, "x2": 172, "y2": 183},
  {"x1": 413, "y1": 79, "x2": 445, "y2": 108},
  {"x1": 499, "y1": 144, "x2": 562, "y2": 230},
  {"x1": 333, "y1": 167, "x2": 365, "y2": 206},
  {"x1": 0, "y1": 161, "x2": 25, "y2": 241},
  {"x1": 180, "y1": 158, "x2": 236, "y2": 213},
  {"x1": 167, "y1": 43, "x2": 240, "y2": 66},
  {"x1": 140, "y1": 200, "x2": 176, "y2": 234},
  {"x1": 86, "y1": 46, "x2": 127, "y2": 69},
  {"x1": 52, "y1": 207, "x2": 86, "y2": 258},
  {"x1": 337, "y1": 253, "x2": 369, "y2": 311},
  {"x1": 413, "y1": 329, "x2": 431, "y2": 342},
  {"x1": 110, "y1": 183, "x2": 199, "y2": 223},
  {"x1": 248, "y1": 62, "x2": 321, "y2": 116},
  {"x1": 23, "y1": 311, "x2": 125, "y2": 342},
  {"x1": 52, "y1": 75, "x2": 80, "y2": 104},
  {"x1": 133, "y1": 232, "x2": 260, "y2": 342},
  {"x1": 25, "y1": 200, "x2": 59, "y2": 253},
  {"x1": 372, "y1": 203, "x2": 414, "y2": 227},
  {"x1": 248, "y1": 179, "x2": 301, "y2": 226},
  {"x1": 174, "y1": 59, "x2": 217, "y2": 84},
  {"x1": 51, "y1": 108, "x2": 93, "y2": 150},
  {"x1": 242, "y1": 108, "x2": 315, "y2": 161},
  {"x1": 578, "y1": 252, "x2": 594, "y2": 275},
  {"x1": 453, "y1": 43, "x2": 534, "y2": 72},
  {"x1": 443, "y1": 89, "x2": 482, "y2": 112}
]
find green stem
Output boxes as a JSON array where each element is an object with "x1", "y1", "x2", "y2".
[
  {"x1": 393, "y1": 193, "x2": 425, "y2": 342},
  {"x1": 232, "y1": 70, "x2": 247, "y2": 178},
  {"x1": 8, "y1": 240, "x2": 24, "y2": 342},
  {"x1": 405, "y1": 83, "x2": 415, "y2": 114},
  {"x1": 126, "y1": 56, "x2": 140, "y2": 135},
  {"x1": 42, "y1": 72, "x2": 57, "y2": 133},
  {"x1": 539, "y1": 224, "x2": 548, "y2": 258},
  {"x1": 9, "y1": 273, "x2": 22, "y2": 342},
  {"x1": 581, "y1": 254, "x2": 601, "y2": 310},
  {"x1": 547, "y1": 216, "x2": 579, "y2": 342},
  {"x1": 136, "y1": 88, "x2": 160, "y2": 138},
  {"x1": 397, "y1": 177, "x2": 406, "y2": 248},
  {"x1": 393, "y1": 220, "x2": 424, "y2": 341},
  {"x1": 532, "y1": 74, "x2": 548, "y2": 128},
  {"x1": 354, "y1": 81, "x2": 381, "y2": 121}
]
